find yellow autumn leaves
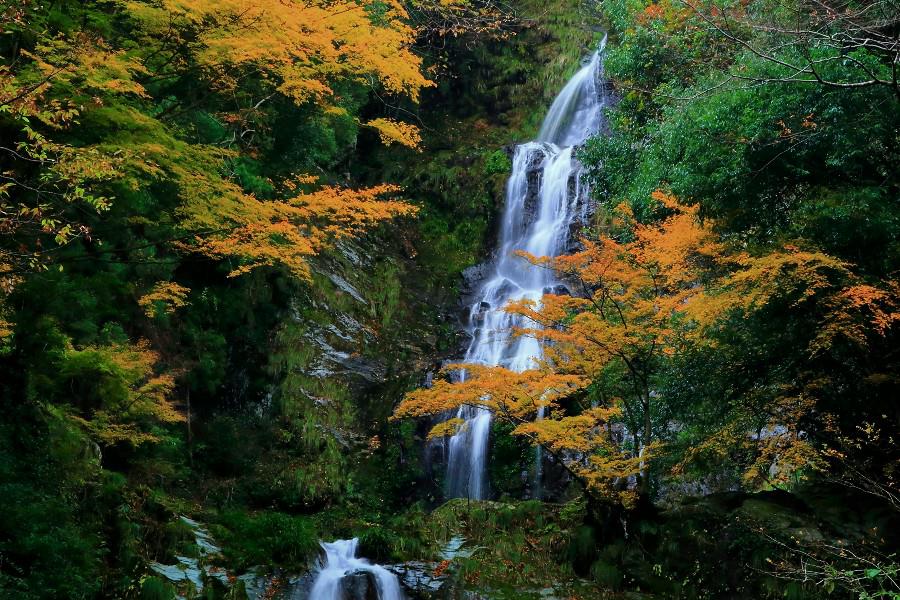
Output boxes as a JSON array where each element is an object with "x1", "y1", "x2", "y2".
[
  {"x1": 125, "y1": 0, "x2": 433, "y2": 105},
  {"x1": 2, "y1": 0, "x2": 433, "y2": 315},
  {"x1": 124, "y1": 0, "x2": 430, "y2": 278},
  {"x1": 394, "y1": 190, "x2": 900, "y2": 505},
  {"x1": 2, "y1": 0, "x2": 444, "y2": 450},
  {"x1": 193, "y1": 183, "x2": 418, "y2": 280},
  {"x1": 63, "y1": 341, "x2": 185, "y2": 447}
]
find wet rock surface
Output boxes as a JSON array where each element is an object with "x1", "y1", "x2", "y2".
[
  {"x1": 460, "y1": 262, "x2": 493, "y2": 309},
  {"x1": 388, "y1": 562, "x2": 446, "y2": 598},
  {"x1": 340, "y1": 568, "x2": 381, "y2": 600}
]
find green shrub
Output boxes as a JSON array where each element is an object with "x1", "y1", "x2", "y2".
[
  {"x1": 483, "y1": 149, "x2": 512, "y2": 176},
  {"x1": 358, "y1": 527, "x2": 394, "y2": 562},
  {"x1": 567, "y1": 525, "x2": 598, "y2": 575},
  {"x1": 216, "y1": 510, "x2": 319, "y2": 570},
  {"x1": 591, "y1": 559, "x2": 623, "y2": 590},
  {"x1": 140, "y1": 576, "x2": 176, "y2": 600}
]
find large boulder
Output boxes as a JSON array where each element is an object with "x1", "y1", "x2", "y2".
[{"x1": 340, "y1": 569, "x2": 380, "y2": 600}]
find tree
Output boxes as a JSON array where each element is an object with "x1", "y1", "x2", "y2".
[
  {"x1": 1, "y1": 42, "x2": 121, "y2": 279},
  {"x1": 405, "y1": 0, "x2": 520, "y2": 43},
  {"x1": 1, "y1": 0, "x2": 431, "y2": 288},
  {"x1": 396, "y1": 190, "x2": 900, "y2": 505},
  {"x1": 678, "y1": 0, "x2": 900, "y2": 96},
  {"x1": 678, "y1": 245, "x2": 900, "y2": 487},
  {"x1": 58, "y1": 340, "x2": 184, "y2": 447},
  {"x1": 396, "y1": 192, "x2": 720, "y2": 505},
  {"x1": 125, "y1": 0, "x2": 433, "y2": 107}
]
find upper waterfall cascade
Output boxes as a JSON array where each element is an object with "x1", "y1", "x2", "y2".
[{"x1": 445, "y1": 39, "x2": 609, "y2": 500}]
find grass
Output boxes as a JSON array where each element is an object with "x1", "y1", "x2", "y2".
[{"x1": 416, "y1": 499, "x2": 606, "y2": 597}]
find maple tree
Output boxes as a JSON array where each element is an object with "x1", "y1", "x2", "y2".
[
  {"x1": 58, "y1": 340, "x2": 184, "y2": 447},
  {"x1": 1, "y1": 0, "x2": 431, "y2": 291},
  {"x1": 679, "y1": 246, "x2": 900, "y2": 487},
  {"x1": 504, "y1": 192, "x2": 719, "y2": 498},
  {"x1": 0, "y1": 53, "x2": 119, "y2": 280},
  {"x1": 397, "y1": 189, "x2": 900, "y2": 504},
  {"x1": 1, "y1": 4, "x2": 437, "y2": 582},
  {"x1": 396, "y1": 192, "x2": 720, "y2": 504},
  {"x1": 395, "y1": 364, "x2": 646, "y2": 505},
  {"x1": 138, "y1": 282, "x2": 191, "y2": 317}
]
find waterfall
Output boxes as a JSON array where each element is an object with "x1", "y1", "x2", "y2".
[
  {"x1": 445, "y1": 39, "x2": 609, "y2": 500},
  {"x1": 309, "y1": 539, "x2": 403, "y2": 600}
]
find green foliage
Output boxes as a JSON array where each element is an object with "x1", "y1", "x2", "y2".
[
  {"x1": 584, "y1": 4, "x2": 900, "y2": 268},
  {"x1": 1, "y1": 0, "x2": 432, "y2": 592},
  {"x1": 574, "y1": 0, "x2": 900, "y2": 488},
  {"x1": 562, "y1": 0, "x2": 900, "y2": 595},
  {"x1": 590, "y1": 559, "x2": 623, "y2": 590},
  {"x1": 488, "y1": 420, "x2": 531, "y2": 499},
  {"x1": 422, "y1": 499, "x2": 579, "y2": 592},
  {"x1": 194, "y1": 415, "x2": 258, "y2": 478},
  {"x1": 358, "y1": 527, "x2": 395, "y2": 562},
  {"x1": 140, "y1": 576, "x2": 177, "y2": 600},
  {"x1": 566, "y1": 525, "x2": 599, "y2": 575},
  {"x1": 368, "y1": 260, "x2": 403, "y2": 330},
  {"x1": 214, "y1": 511, "x2": 319, "y2": 571},
  {"x1": 483, "y1": 149, "x2": 512, "y2": 176},
  {"x1": 0, "y1": 400, "x2": 105, "y2": 599},
  {"x1": 267, "y1": 317, "x2": 355, "y2": 507}
]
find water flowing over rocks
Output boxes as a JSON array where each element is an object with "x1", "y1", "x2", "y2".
[
  {"x1": 308, "y1": 539, "x2": 404, "y2": 600},
  {"x1": 438, "y1": 38, "x2": 611, "y2": 500}
]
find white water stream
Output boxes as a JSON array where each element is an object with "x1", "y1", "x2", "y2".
[
  {"x1": 309, "y1": 538, "x2": 403, "y2": 600},
  {"x1": 445, "y1": 39, "x2": 609, "y2": 500}
]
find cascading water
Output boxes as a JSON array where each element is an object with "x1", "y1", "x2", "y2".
[
  {"x1": 309, "y1": 538, "x2": 403, "y2": 600},
  {"x1": 445, "y1": 39, "x2": 609, "y2": 500}
]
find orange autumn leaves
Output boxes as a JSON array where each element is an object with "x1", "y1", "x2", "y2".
[
  {"x1": 397, "y1": 365, "x2": 588, "y2": 424},
  {"x1": 126, "y1": 0, "x2": 433, "y2": 107},
  {"x1": 394, "y1": 191, "x2": 900, "y2": 502},
  {"x1": 119, "y1": 0, "x2": 430, "y2": 279},
  {"x1": 508, "y1": 192, "x2": 720, "y2": 376},
  {"x1": 63, "y1": 341, "x2": 184, "y2": 447},
  {"x1": 394, "y1": 364, "x2": 646, "y2": 505},
  {"x1": 191, "y1": 182, "x2": 417, "y2": 280},
  {"x1": 395, "y1": 191, "x2": 715, "y2": 504},
  {"x1": 125, "y1": 0, "x2": 429, "y2": 151}
]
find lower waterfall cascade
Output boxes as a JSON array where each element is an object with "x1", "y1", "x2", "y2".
[
  {"x1": 444, "y1": 37, "x2": 610, "y2": 500},
  {"x1": 309, "y1": 538, "x2": 403, "y2": 600}
]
